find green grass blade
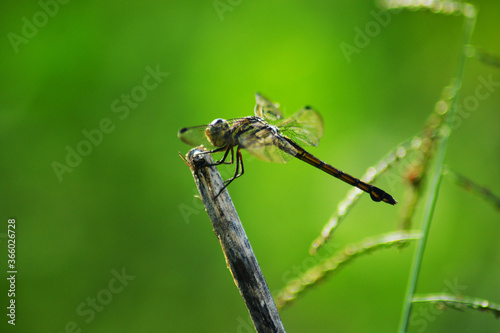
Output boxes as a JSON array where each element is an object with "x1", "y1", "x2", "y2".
[
  {"x1": 397, "y1": 4, "x2": 477, "y2": 332},
  {"x1": 412, "y1": 293, "x2": 500, "y2": 319}
]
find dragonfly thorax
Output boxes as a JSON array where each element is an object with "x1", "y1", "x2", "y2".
[{"x1": 205, "y1": 118, "x2": 232, "y2": 147}]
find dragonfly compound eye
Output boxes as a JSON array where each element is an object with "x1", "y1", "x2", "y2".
[
  {"x1": 210, "y1": 118, "x2": 225, "y2": 126},
  {"x1": 205, "y1": 118, "x2": 230, "y2": 147}
]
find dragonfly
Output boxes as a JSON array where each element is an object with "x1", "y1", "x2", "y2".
[{"x1": 178, "y1": 93, "x2": 396, "y2": 205}]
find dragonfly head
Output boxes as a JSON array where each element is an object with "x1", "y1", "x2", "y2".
[{"x1": 205, "y1": 118, "x2": 230, "y2": 147}]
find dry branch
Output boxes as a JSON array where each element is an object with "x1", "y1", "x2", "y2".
[{"x1": 185, "y1": 148, "x2": 285, "y2": 333}]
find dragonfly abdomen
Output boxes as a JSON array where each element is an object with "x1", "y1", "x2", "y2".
[{"x1": 290, "y1": 144, "x2": 396, "y2": 205}]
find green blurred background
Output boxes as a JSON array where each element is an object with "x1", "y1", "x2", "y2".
[{"x1": 1, "y1": 1, "x2": 499, "y2": 332}]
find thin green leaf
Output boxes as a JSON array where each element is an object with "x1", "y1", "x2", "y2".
[
  {"x1": 277, "y1": 231, "x2": 421, "y2": 309},
  {"x1": 413, "y1": 293, "x2": 500, "y2": 319}
]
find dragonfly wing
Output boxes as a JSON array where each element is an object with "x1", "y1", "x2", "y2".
[
  {"x1": 238, "y1": 126, "x2": 297, "y2": 164},
  {"x1": 254, "y1": 92, "x2": 284, "y2": 121},
  {"x1": 177, "y1": 125, "x2": 216, "y2": 150},
  {"x1": 276, "y1": 106, "x2": 323, "y2": 147}
]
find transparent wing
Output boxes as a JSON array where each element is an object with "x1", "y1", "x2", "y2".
[
  {"x1": 238, "y1": 126, "x2": 298, "y2": 164},
  {"x1": 177, "y1": 125, "x2": 216, "y2": 150},
  {"x1": 276, "y1": 106, "x2": 323, "y2": 147},
  {"x1": 254, "y1": 92, "x2": 284, "y2": 121}
]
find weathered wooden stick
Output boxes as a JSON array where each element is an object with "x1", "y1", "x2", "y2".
[{"x1": 185, "y1": 148, "x2": 286, "y2": 333}]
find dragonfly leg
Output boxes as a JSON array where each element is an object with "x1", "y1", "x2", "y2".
[
  {"x1": 224, "y1": 148, "x2": 244, "y2": 184},
  {"x1": 215, "y1": 146, "x2": 234, "y2": 165},
  {"x1": 198, "y1": 146, "x2": 234, "y2": 166},
  {"x1": 196, "y1": 146, "x2": 227, "y2": 155},
  {"x1": 214, "y1": 148, "x2": 244, "y2": 199},
  {"x1": 236, "y1": 148, "x2": 244, "y2": 178}
]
